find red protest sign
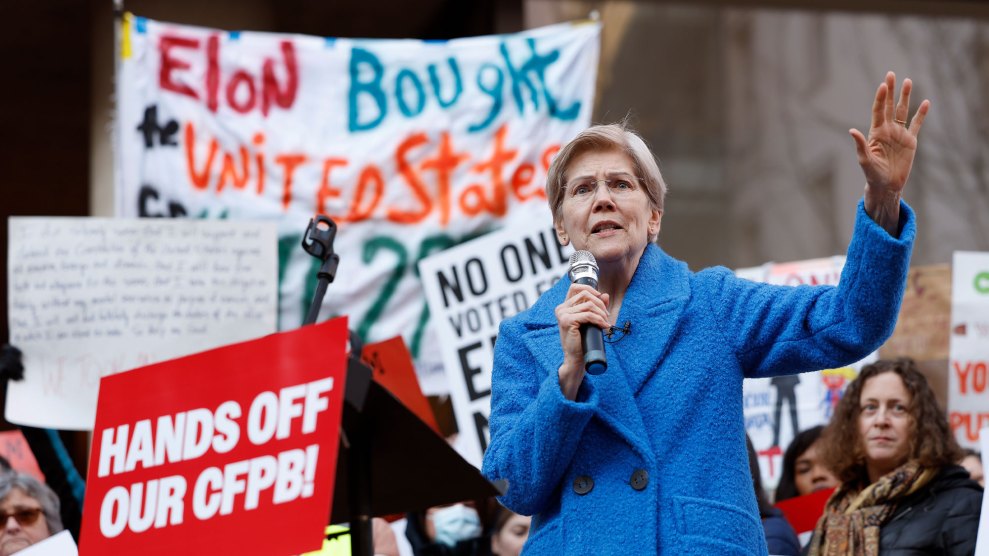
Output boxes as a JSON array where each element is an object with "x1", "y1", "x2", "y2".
[
  {"x1": 775, "y1": 486, "x2": 834, "y2": 536},
  {"x1": 80, "y1": 317, "x2": 348, "y2": 556},
  {"x1": 362, "y1": 336, "x2": 440, "y2": 434},
  {"x1": 0, "y1": 430, "x2": 45, "y2": 481}
]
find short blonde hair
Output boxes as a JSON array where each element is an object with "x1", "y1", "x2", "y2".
[{"x1": 545, "y1": 123, "x2": 667, "y2": 232}]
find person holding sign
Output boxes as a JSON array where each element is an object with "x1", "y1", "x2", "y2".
[
  {"x1": 808, "y1": 358, "x2": 983, "y2": 555},
  {"x1": 0, "y1": 473, "x2": 63, "y2": 556},
  {"x1": 482, "y1": 72, "x2": 927, "y2": 554}
]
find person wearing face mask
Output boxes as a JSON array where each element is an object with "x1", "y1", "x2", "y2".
[
  {"x1": 775, "y1": 426, "x2": 840, "y2": 504},
  {"x1": 808, "y1": 358, "x2": 983, "y2": 556},
  {"x1": 405, "y1": 501, "x2": 488, "y2": 556},
  {"x1": 0, "y1": 473, "x2": 62, "y2": 556}
]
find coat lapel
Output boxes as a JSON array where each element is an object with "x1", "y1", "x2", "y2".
[
  {"x1": 614, "y1": 244, "x2": 690, "y2": 396},
  {"x1": 516, "y1": 244, "x2": 690, "y2": 462}
]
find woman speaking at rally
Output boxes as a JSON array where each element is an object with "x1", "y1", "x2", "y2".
[{"x1": 481, "y1": 72, "x2": 928, "y2": 554}]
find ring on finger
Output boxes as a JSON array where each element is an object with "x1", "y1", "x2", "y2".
[{"x1": 894, "y1": 118, "x2": 907, "y2": 127}]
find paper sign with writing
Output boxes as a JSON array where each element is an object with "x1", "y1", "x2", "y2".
[
  {"x1": 948, "y1": 251, "x2": 989, "y2": 448},
  {"x1": 738, "y1": 257, "x2": 875, "y2": 489},
  {"x1": 79, "y1": 317, "x2": 347, "y2": 556},
  {"x1": 418, "y1": 209, "x2": 572, "y2": 467},
  {"x1": 6, "y1": 217, "x2": 278, "y2": 430},
  {"x1": 116, "y1": 14, "x2": 599, "y2": 393}
]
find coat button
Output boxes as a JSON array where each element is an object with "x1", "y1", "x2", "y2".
[
  {"x1": 573, "y1": 475, "x2": 594, "y2": 495},
  {"x1": 630, "y1": 469, "x2": 649, "y2": 491}
]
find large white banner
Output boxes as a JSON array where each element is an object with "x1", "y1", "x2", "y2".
[
  {"x1": 6, "y1": 218, "x2": 278, "y2": 429},
  {"x1": 948, "y1": 251, "x2": 989, "y2": 449},
  {"x1": 418, "y1": 211, "x2": 571, "y2": 467},
  {"x1": 738, "y1": 257, "x2": 875, "y2": 489},
  {"x1": 116, "y1": 14, "x2": 600, "y2": 392}
]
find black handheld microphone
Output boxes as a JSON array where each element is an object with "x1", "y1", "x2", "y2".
[{"x1": 569, "y1": 251, "x2": 607, "y2": 375}]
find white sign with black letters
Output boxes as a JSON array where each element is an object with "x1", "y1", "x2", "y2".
[{"x1": 418, "y1": 206, "x2": 571, "y2": 467}]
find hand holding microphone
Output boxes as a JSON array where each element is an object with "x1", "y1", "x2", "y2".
[{"x1": 555, "y1": 251, "x2": 609, "y2": 389}]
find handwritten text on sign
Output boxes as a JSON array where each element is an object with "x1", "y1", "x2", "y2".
[
  {"x1": 80, "y1": 318, "x2": 347, "y2": 556},
  {"x1": 5, "y1": 218, "x2": 277, "y2": 430},
  {"x1": 116, "y1": 15, "x2": 599, "y2": 388}
]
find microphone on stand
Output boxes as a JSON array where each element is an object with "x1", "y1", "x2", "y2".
[{"x1": 569, "y1": 251, "x2": 607, "y2": 375}]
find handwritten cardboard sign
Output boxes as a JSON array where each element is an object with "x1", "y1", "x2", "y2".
[
  {"x1": 879, "y1": 264, "x2": 951, "y2": 361},
  {"x1": 418, "y1": 211, "x2": 572, "y2": 467},
  {"x1": 79, "y1": 317, "x2": 347, "y2": 556},
  {"x1": 116, "y1": 14, "x2": 599, "y2": 391},
  {"x1": 948, "y1": 251, "x2": 989, "y2": 448},
  {"x1": 6, "y1": 217, "x2": 277, "y2": 430}
]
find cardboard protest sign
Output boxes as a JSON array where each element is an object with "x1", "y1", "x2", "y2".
[
  {"x1": 738, "y1": 257, "x2": 875, "y2": 489},
  {"x1": 116, "y1": 14, "x2": 600, "y2": 394},
  {"x1": 6, "y1": 217, "x2": 277, "y2": 430},
  {"x1": 948, "y1": 251, "x2": 989, "y2": 448},
  {"x1": 418, "y1": 211, "x2": 571, "y2": 467},
  {"x1": 879, "y1": 264, "x2": 951, "y2": 361},
  {"x1": 79, "y1": 317, "x2": 347, "y2": 556}
]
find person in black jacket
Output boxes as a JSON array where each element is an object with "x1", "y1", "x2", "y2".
[{"x1": 808, "y1": 358, "x2": 983, "y2": 556}]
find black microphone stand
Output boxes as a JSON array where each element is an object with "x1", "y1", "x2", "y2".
[
  {"x1": 301, "y1": 216, "x2": 341, "y2": 327},
  {"x1": 300, "y1": 216, "x2": 372, "y2": 556},
  {"x1": 299, "y1": 215, "x2": 502, "y2": 556}
]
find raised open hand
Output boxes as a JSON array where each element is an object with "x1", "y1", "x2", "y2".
[{"x1": 851, "y1": 71, "x2": 930, "y2": 235}]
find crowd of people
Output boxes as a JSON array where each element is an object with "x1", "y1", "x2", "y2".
[{"x1": 1, "y1": 68, "x2": 986, "y2": 555}]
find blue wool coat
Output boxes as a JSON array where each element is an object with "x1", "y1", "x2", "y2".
[{"x1": 482, "y1": 201, "x2": 915, "y2": 555}]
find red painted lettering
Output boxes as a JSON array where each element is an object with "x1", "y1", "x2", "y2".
[
  {"x1": 275, "y1": 154, "x2": 308, "y2": 210},
  {"x1": 316, "y1": 158, "x2": 349, "y2": 217},
  {"x1": 421, "y1": 132, "x2": 468, "y2": 227},
  {"x1": 347, "y1": 166, "x2": 384, "y2": 223},
  {"x1": 950, "y1": 411, "x2": 989, "y2": 442},
  {"x1": 206, "y1": 35, "x2": 220, "y2": 112},
  {"x1": 157, "y1": 33, "x2": 297, "y2": 116},
  {"x1": 184, "y1": 122, "x2": 217, "y2": 190},
  {"x1": 226, "y1": 71, "x2": 256, "y2": 114},
  {"x1": 261, "y1": 41, "x2": 299, "y2": 116},
  {"x1": 159, "y1": 35, "x2": 200, "y2": 99},
  {"x1": 460, "y1": 125, "x2": 517, "y2": 217},
  {"x1": 217, "y1": 147, "x2": 250, "y2": 192},
  {"x1": 252, "y1": 133, "x2": 266, "y2": 194},
  {"x1": 954, "y1": 360, "x2": 988, "y2": 395},
  {"x1": 388, "y1": 133, "x2": 432, "y2": 224}
]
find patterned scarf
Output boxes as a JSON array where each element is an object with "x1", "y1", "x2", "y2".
[{"x1": 807, "y1": 460, "x2": 935, "y2": 556}]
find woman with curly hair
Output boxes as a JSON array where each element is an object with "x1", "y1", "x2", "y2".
[{"x1": 808, "y1": 358, "x2": 983, "y2": 555}]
